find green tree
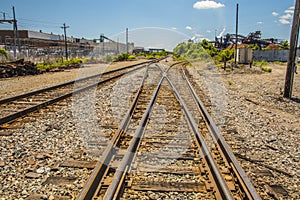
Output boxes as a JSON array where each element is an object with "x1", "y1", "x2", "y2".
[
  {"x1": 220, "y1": 49, "x2": 234, "y2": 70},
  {"x1": 200, "y1": 39, "x2": 219, "y2": 57},
  {"x1": 280, "y1": 40, "x2": 289, "y2": 50},
  {"x1": 173, "y1": 42, "x2": 188, "y2": 56}
]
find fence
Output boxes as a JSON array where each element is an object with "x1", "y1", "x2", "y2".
[{"x1": 253, "y1": 50, "x2": 300, "y2": 62}]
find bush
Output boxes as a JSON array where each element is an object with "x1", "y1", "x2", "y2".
[
  {"x1": 105, "y1": 55, "x2": 113, "y2": 62},
  {"x1": 36, "y1": 58, "x2": 86, "y2": 71},
  {"x1": 262, "y1": 67, "x2": 272, "y2": 73},
  {"x1": 253, "y1": 60, "x2": 267, "y2": 67},
  {"x1": 0, "y1": 48, "x2": 8, "y2": 61},
  {"x1": 146, "y1": 54, "x2": 155, "y2": 60},
  {"x1": 113, "y1": 53, "x2": 129, "y2": 62},
  {"x1": 128, "y1": 55, "x2": 136, "y2": 60}
]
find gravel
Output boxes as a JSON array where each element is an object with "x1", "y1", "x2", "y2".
[
  {"x1": 187, "y1": 62, "x2": 300, "y2": 200},
  {"x1": 0, "y1": 61, "x2": 147, "y2": 199},
  {"x1": 1, "y1": 60, "x2": 299, "y2": 199}
]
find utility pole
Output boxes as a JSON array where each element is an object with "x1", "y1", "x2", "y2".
[
  {"x1": 126, "y1": 28, "x2": 128, "y2": 54},
  {"x1": 0, "y1": 10, "x2": 16, "y2": 57},
  {"x1": 234, "y1": 3, "x2": 239, "y2": 65},
  {"x1": 117, "y1": 38, "x2": 119, "y2": 54},
  {"x1": 214, "y1": 29, "x2": 217, "y2": 47},
  {"x1": 10, "y1": 6, "x2": 21, "y2": 59},
  {"x1": 61, "y1": 23, "x2": 69, "y2": 60},
  {"x1": 284, "y1": 0, "x2": 300, "y2": 98}
]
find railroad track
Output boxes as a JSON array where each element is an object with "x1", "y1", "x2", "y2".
[
  {"x1": 0, "y1": 61, "x2": 154, "y2": 127},
  {"x1": 78, "y1": 61, "x2": 261, "y2": 199}
]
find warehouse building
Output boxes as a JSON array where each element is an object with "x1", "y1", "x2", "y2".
[
  {"x1": 0, "y1": 30, "x2": 94, "y2": 58},
  {"x1": 0, "y1": 30, "x2": 133, "y2": 58}
]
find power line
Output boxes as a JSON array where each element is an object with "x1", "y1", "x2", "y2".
[{"x1": 18, "y1": 18, "x2": 62, "y2": 25}]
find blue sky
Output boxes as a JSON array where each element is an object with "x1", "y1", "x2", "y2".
[{"x1": 0, "y1": 0, "x2": 296, "y2": 50}]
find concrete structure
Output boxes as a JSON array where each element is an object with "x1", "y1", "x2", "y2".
[{"x1": 237, "y1": 48, "x2": 253, "y2": 64}]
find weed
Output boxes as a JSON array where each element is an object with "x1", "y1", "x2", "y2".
[
  {"x1": 253, "y1": 60, "x2": 267, "y2": 67},
  {"x1": 36, "y1": 58, "x2": 86, "y2": 71},
  {"x1": 262, "y1": 67, "x2": 272, "y2": 73}
]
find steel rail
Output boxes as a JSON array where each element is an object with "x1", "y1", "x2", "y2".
[
  {"x1": 77, "y1": 65, "x2": 150, "y2": 200},
  {"x1": 165, "y1": 76, "x2": 234, "y2": 200},
  {"x1": 0, "y1": 60, "x2": 153, "y2": 105},
  {"x1": 103, "y1": 76, "x2": 164, "y2": 200},
  {"x1": 182, "y1": 67, "x2": 261, "y2": 200},
  {"x1": 0, "y1": 63, "x2": 148, "y2": 126}
]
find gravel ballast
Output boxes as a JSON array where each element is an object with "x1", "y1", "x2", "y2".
[
  {"x1": 0, "y1": 61, "x2": 299, "y2": 199},
  {"x1": 187, "y1": 63, "x2": 300, "y2": 200}
]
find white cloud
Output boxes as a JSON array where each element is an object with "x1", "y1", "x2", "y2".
[
  {"x1": 257, "y1": 22, "x2": 263, "y2": 25},
  {"x1": 185, "y1": 26, "x2": 193, "y2": 30},
  {"x1": 206, "y1": 30, "x2": 211, "y2": 33},
  {"x1": 171, "y1": 27, "x2": 177, "y2": 30},
  {"x1": 280, "y1": 13, "x2": 293, "y2": 20},
  {"x1": 274, "y1": 6, "x2": 295, "y2": 25},
  {"x1": 285, "y1": 9, "x2": 294, "y2": 14},
  {"x1": 279, "y1": 18, "x2": 290, "y2": 25},
  {"x1": 193, "y1": 0, "x2": 225, "y2": 9}
]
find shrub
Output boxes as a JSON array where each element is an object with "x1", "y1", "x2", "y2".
[
  {"x1": 105, "y1": 55, "x2": 113, "y2": 63},
  {"x1": 128, "y1": 55, "x2": 136, "y2": 60},
  {"x1": 0, "y1": 48, "x2": 8, "y2": 61},
  {"x1": 36, "y1": 58, "x2": 85, "y2": 71},
  {"x1": 253, "y1": 60, "x2": 267, "y2": 67},
  {"x1": 262, "y1": 67, "x2": 272, "y2": 73},
  {"x1": 113, "y1": 53, "x2": 129, "y2": 62},
  {"x1": 146, "y1": 54, "x2": 155, "y2": 60}
]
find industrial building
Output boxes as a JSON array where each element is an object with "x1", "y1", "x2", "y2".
[{"x1": 0, "y1": 30, "x2": 133, "y2": 59}]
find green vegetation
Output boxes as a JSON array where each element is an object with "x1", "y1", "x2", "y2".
[
  {"x1": 128, "y1": 55, "x2": 136, "y2": 60},
  {"x1": 218, "y1": 49, "x2": 234, "y2": 70},
  {"x1": 105, "y1": 55, "x2": 113, "y2": 63},
  {"x1": 0, "y1": 48, "x2": 8, "y2": 60},
  {"x1": 248, "y1": 44, "x2": 260, "y2": 50},
  {"x1": 253, "y1": 60, "x2": 267, "y2": 67},
  {"x1": 262, "y1": 67, "x2": 272, "y2": 73},
  {"x1": 280, "y1": 40, "x2": 289, "y2": 50},
  {"x1": 147, "y1": 50, "x2": 167, "y2": 59},
  {"x1": 113, "y1": 53, "x2": 130, "y2": 62},
  {"x1": 252, "y1": 60, "x2": 272, "y2": 72},
  {"x1": 273, "y1": 61, "x2": 286, "y2": 65},
  {"x1": 36, "y1": 57, "x2": 86, "y2": 71},
  {"x1": 173, "y1": 40, "x2": 237, "y2": 71},
  {"x1": 173, "y1": 40, "x2": 219, "y2": 61},
  {"x1": 228, "y1": 80, "x2": 233, "y2": 85}
]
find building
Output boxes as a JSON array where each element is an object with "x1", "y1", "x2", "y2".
[
  {"x1": 0, "y1": 30, "x2": 134, "y2": 58},
  {"x1": 0, "y1": 30, "x2": 95, "y2": 58}
]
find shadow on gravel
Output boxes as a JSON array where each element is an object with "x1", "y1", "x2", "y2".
[{"x1": 291, "y1": 97, "x2": 300, "y2": 104}]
